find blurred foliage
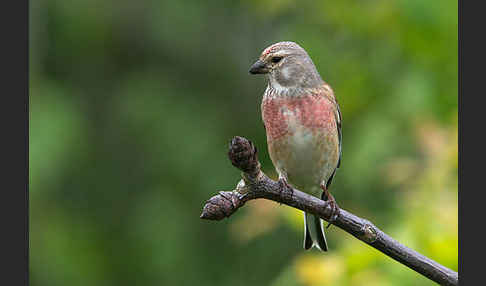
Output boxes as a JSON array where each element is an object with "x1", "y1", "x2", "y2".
[{"x1": 30, "y1": 0, "x2": 457, "y2": 285}]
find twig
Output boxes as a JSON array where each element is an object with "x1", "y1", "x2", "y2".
[{"x1": 200, "y1": 136, "x2": 458, "y2": 286}]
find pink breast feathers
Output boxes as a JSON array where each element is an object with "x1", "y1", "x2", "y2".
[{"x1": 262, "y1": 95, "x2": 335, "y2": 140}]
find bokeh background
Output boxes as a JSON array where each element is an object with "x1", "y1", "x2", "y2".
[{"x1": 29, "y1": 0, "x2": 458, "y2": 285}]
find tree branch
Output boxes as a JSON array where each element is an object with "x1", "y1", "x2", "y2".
[{"x1": 200, "y1": 136, "x2": 458, "y2": 286}]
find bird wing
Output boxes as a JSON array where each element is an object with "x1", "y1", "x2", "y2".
[
  {"x1": 335, "y1": 98, "x2": 342, "y2": 169},
  {"x1": 317, "y1": 84, "x2": 342, "y2": 169},
  {"x1": 318, "y1": 84, "x2": 342, "y2": 188}
]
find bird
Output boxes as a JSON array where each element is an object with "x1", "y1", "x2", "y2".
[{"x1": 249, "y1": 41, "x2": 342, "y2": 251}]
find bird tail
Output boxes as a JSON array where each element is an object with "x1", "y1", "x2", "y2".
[{"x1": 303, "y1": 212, "x2": 328, "y2": 251}]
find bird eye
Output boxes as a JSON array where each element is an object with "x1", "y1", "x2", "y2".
[{"x1": 271, "y1": 56, "x2": 282, "y2": 63}]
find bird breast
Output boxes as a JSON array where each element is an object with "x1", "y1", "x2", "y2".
[{"x1": 262, "y1": 94, "x2": 339, "y2": 192}]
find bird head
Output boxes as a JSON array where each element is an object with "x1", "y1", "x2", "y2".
[{"x1": 249, "y1": 41, "x2": 323, "y2": 91}]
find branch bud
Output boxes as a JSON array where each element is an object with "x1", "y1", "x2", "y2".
[
  {"x1": 228, "y1": 136, "x2": 260, "y2": 175},
  {"x1": 200, "y1": 191, "x2": 245, "y2": 220}
]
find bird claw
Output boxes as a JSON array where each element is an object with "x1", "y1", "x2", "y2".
[
  {"x1": 326, "y1": 202, "x2": 340, "y2": 228},
  {"x1": 321, "y1": 184, "x2": 340, "y2": 227},
  {"x1": 278, "y1": 177, "x2": 293, "y2": 203}
]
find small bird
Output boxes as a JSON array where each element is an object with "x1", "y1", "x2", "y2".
[{"x1": 249, "y1": 41, "x2": 342, "y2": 251}]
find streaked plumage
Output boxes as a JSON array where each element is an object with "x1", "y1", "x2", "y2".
[{"x1": 250, "y1": 41, "x2": 342, "y2": 251}]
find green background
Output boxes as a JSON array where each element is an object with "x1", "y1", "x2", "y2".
[{"x1": 30, "y1": 0, "x2": 458, "y2": 285}]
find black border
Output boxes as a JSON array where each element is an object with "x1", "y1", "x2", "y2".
[
  {"x1": 0, "y1": 0, "x2": 29, "y2": 285},
  {"x1": 459, "y1": 0, "x2": 483, "y2": 284}
]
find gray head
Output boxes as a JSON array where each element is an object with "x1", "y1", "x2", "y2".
[{"x1": 249, "y1": 41, "x2": 323, "y2": 91}]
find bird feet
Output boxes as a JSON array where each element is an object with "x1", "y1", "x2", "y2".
[
  {"x1": 321, "y1": 183, "x2": 340, "y2": 227},
  {"x1": 278, "y1": 177, "x2": 293, "y2": 202}
]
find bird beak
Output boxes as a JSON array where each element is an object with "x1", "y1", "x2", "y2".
[{"x1": 249, "y1": 60, "x2": 268, "y2": 74}]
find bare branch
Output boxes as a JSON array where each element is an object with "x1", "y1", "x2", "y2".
[{"x1": 200, "y1": 136, "x2": 458, "y2": 286}]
